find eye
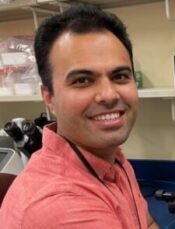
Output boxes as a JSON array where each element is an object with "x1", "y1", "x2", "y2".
[
  {"x1": 72, "y1": 76, "x2": 94, "y2": 87},
  {"x1": 112, "y1": 73, "x2": 130, "y2": 83}
]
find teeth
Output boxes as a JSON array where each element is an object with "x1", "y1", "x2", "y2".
[{"x1": 93, "y1": 113, "x2": 120, "y2": 121}]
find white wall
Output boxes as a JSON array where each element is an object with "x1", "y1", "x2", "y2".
[{"x1": 108, "y1": 2, "x2": 175, "y2": 159}]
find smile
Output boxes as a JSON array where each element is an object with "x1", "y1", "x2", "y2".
[{"x1": 92, "y1": 112, "x2": 120, "y2": 121}]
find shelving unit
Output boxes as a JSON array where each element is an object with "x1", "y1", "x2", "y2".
[
  {"x1": 0, "y1": 88, "x2": 175, "y2": 102},
  {"x1": 0, "y1": 87, "x2": 175, "y2": 102},
  {"x1": 138, "y1": 88, "x2": 175, "y2": 98},
  {"x1": 138, "y1": 88, "x2": 175, "y2": 121},
  {"x1": 0, "y1": 0, "x2": 175, "y2": 120},
  {"x1": 0, "y1": 0, "x2": 60, "y2": 22},
  {"x1": 0, "y1": 0, "x2": 164, "y2": 23},
  {"x1": 0, "y1": 94, "x2": 42, "y2": 102},
  {"x1": 1, "y1": 88, "x2": 174, "y2": 121}
]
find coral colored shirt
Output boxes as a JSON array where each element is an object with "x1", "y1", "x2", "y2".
[{"x1": 0, "y1": 123, "x2": 148, "y2": 229}]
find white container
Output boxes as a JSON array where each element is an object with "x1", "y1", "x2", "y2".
[
  {"x1": 14, "y1": 83, "x2": 35, "y2": 95},
  {"x1": 0, "y1": 86, "x2": 14, "y2": 96}
]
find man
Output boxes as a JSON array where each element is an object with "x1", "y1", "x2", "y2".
[{"x1": 0, "y1": 4, "x2": 159, "y2": 228}]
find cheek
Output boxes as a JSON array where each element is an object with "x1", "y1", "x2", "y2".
[
  {"x1": 55, "y1": 92, "x2": 90, "y2": 119},
  {"x1": 122, "y1": 85, "x2": 138, "y2": 107},
  {"x1": 65, "y1": 90, "x2": 93, "y2": 112}
]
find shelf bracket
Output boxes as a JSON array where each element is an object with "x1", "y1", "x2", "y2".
[
  {"x1": 171, "y1": 99, "x2": 175, "y2": 121},
  {"x1": 24, "y1": 6, "x2": 57, "y2": 30},
  {"x1": 165, "y1": 0, "x2": 175, "y2": 20},
  {"x1": 31, "y1": 8, "x2": 38, "y2": 30}
]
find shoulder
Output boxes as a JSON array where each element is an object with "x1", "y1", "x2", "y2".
[{"x1": 21, "y1": 182, "x2": 119, "y2": 229}]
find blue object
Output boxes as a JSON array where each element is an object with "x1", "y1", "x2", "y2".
[{"x1": 130, "y1": 159, "x2": 175, "y2": 229}]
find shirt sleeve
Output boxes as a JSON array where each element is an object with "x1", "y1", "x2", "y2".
[{"x1": 22, "y1": 193, "x2": 123, "y2": 229}]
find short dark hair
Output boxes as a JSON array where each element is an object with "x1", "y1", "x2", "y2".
[{"x1": 34, "y1": 4, "x2": 134, "y2": 94}]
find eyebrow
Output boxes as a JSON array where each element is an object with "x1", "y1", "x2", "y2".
[
  {"x1": 66, "y1": 65, "x2": 132, "y2": 81},
  {"x1": 108, "y1": 66, "x2": 132, "y2": 76},
  {"x1": 66, "y1": 69, "x2": 94, "y2": 81}
]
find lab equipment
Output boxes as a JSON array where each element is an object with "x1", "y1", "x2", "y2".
[{"x1": 0, "y1": 147, "x2": 23, "y2": 175}]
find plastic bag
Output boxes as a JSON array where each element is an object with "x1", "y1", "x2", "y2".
[{"x1": 0, "y1": 36, "x2": 40, "y2": 96}]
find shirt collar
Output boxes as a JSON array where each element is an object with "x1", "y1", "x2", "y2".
[{"x1": 79, "y1": 146, "x2": 125, "y2": 182}]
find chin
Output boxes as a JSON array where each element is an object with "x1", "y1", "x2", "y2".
[
  {"x1": 95, "y1": 137, "x2": 125, "y2": 149},
  {"x1": 107, "y1": 133, "x2": 130, "y2": 147}
]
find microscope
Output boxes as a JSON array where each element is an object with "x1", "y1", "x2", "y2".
[
  {"x1": 0, "y1": 113, "x2": 51, "y2": 174},
  {"x1": 155, "y1": 189, "x2": 175, "y2": 214}
]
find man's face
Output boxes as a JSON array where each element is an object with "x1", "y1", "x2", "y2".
[{"x1": 42, "y1": 31, "x2": 138, "y2": 160}]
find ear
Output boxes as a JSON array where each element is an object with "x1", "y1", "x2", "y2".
[{"x1": 41, "y1": 86, "x2": 56, "y2": 115}]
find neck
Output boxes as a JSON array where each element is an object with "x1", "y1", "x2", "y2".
[{"x1": 57, "y1": 128, "x2": 117, "y2": 164}]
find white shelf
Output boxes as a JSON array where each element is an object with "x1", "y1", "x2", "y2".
[
  {"x1": 0, "y1": 0, "x2": 60, "y2": 22},
  {"x1": 0, "y1": 94, "x2": 42, "y2": 102},
  {"x1": 138, "y1": 88, "x2": 175, "y2": 121},
  {"x1": 138, "y1": 88, "x2": 175, "y2": 98},
  {"x1": 0, "y1": 88, "x2": 175, "y2": 102},
  {"x1": 0, "y1": 0, "x2": 163, "y2": 22}
]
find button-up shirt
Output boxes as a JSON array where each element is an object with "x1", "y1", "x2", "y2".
[{"x1": 0, "y1": 123, "x2": 148, "y2": 229}]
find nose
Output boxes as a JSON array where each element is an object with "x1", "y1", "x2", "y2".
[{"x1": 95, "y1": 77, "x2": 120, "y2": 106}]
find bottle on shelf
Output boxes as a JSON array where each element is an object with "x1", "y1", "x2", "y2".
[{"x1": 135, "y1": 70, "x2": 143, "y2": 89}]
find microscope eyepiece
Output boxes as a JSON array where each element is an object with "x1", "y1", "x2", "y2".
[{"x1": 4, "y1": 121, "x2": 23, "y2": 142}]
